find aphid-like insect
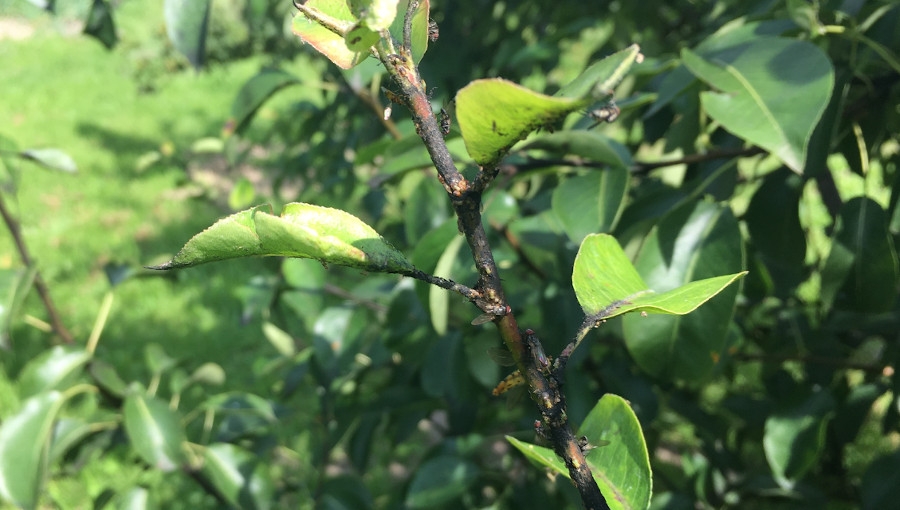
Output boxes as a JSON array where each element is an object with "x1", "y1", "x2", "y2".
[
  {"x1": 471, "y1": 312, "x2": 495, "y2": 326},
  {"x1": 588, "y1": 102, "x2": 620, "y2": 125},
  {"x1": 439, "y1": 107, "x2": 451, "y2": 136},
  {"x1": 428, "y1": 19, "x2": 439, "y2": 42},
  {"x1": 578, "y1": 435, "x2": 610, "y2": 454}
]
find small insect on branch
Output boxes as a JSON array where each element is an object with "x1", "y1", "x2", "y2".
[
  {"x1": 587, "y1": 101, "x2": 620, "y2": 125},
  {"x1": 439, "y1": 107, "x2": 451, "y2": 136}
]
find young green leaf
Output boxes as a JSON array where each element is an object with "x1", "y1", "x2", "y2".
[
  {"x1": 572, "y1": 233, "x2": 746, "y2": 322},
  {"x1": 682, "y1": 37, "x2": 834, "y2": 173},
  {"x1": 555, "y1": 44, "x2": 642, "y2": 99},
  {"x1": 149, "y1": 203, "x2": 414, "y2": 274},
  {"x1": 387, "y1": 0, "x2": 429, "y2": 63},
  {"x1": 507, "y1": 395, "x2": 652, "y2": 510},
  {"x1": 579, "y1": 394, "x2": 652, "y2": 510},
  {"x1": 621, "y1": 201, "x2": 744, "y2": 381},
  {"x1": 455, "y1": 79, "x2": 589, "y2": 166},
  {"x1": 292, "y1": 0, "x2": 367, "y2": 69}
]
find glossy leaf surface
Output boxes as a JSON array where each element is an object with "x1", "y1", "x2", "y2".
[
  {"x1": 621, "y1": 201, "x2": 744, "y2": 381},
  {"x1": 19, "y1": 148, "x2": 77, "y2": 173},
  {"x1": 573, "y1": 234, "x2": 745, "y2": 322},
  {"x1": 508, "y1": 394, "x2": 651, "y2": 510},
  {"x1": 17, "y1": 346, "x2": 91, "y2": 399},
  {"x1": 203, "y1": 443, "x2": 274, "y2": 510},
  {"x1": 123, "y1": 391, "x2": 186, "y2": 471},
  {"x1": 0, "y1": 391, "x2": 65, "y2": 508},
  {"x1": 682, "y1": 37, "x2": 833, "y2": 172},
  {"x1": 164, "y1": 0, "x2": 210, "y2": 69}
]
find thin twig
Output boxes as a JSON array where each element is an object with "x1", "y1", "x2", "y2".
[
  {"x1": 0, "y1": 192, "x2": 74, "y2": 344},
  {"x1": 506, "y1": 146, "x2": 766, "y2": 176}
]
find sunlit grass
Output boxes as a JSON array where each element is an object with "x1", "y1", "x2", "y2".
[{"x1": 0, "y1": 2, "x2": 279, "y2": 389}]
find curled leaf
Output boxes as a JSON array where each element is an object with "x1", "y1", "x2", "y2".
[{"x1": 149, "y1": 203, "x2": 414, "y2": 274}]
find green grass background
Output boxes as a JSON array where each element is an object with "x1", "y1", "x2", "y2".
[{"x1": 0, "y1": 0, "x2": 277, "y2": 388}]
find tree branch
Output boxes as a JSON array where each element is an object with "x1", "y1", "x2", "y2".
[
  {"x1": 381, "y1": 9, "x2": 608, "y2": 507},
  {"x1": 0, "y1": 192, "x2": 73, "y2": 344}
]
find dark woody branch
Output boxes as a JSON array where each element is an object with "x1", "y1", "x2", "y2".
[{"x1": 378, "y1": 5, "x2": 610, "y2": 508}]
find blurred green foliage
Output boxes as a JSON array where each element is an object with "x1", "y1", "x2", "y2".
[{"x1": 1, "y1": 0, "x2": 899, "y2": 508}]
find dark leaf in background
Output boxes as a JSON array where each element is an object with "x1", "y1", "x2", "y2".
[
  {"x1": 231, "y1": 69, "x2": 300, "y2": 133},
  {"x1": 744, "y1": 168, "x2": 806, "y2": 297},
  {"x1": 0, "y1": 266, "x2": 37, "y2": 350},
  {"x1": 84, "y1": 0, "x2": 117, "y2": 50},
  {"x1": 862, "y1": 450, "x2": 900, "y2": 510},
  {"x1": 821, "y1": 197, "x2": 899, "y2": 313},
  {"x1": 623, "y1": 200, "x2": 743, "y2": 382},
  {"x1": 405, "y1": 455, "x2": 479, "y2": 508},
  {"x1": 764, "y1": 390, "x2": 834, "y2": 487}
]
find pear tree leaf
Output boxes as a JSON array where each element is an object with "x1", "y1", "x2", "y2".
[
  {"x1": 508, "y1": 395, "x2": 652, "y2": 510},
  {"x1": 292, "y1": 0, "x2": 366, "y2": 69},
  {"x1": 572, "y1": 234, "x2": 746, "y2": 323},
  {"x1": 0, "y1": 391, "x2": 66, "y2": 509},
  {"x1": 556, "y1": 44, "x2": 642, "y2": 99},
  {"x1": 149, "y1": 203, "x2": 414, "y2": 274},
  {"x1": 164, "y1": 0, "x2": 210, "y2": 69},
  {"x1": 456, "y1": 79, "x2": 588, "y2": 166},
  {"x1": 387, "y1": 0, "x2": 429, "y2": 63},
  {"x1": 123, "y1": 390, "x2": 187, "y2": 472},
  {"x1": 19, "y1": 149, "x2": 77, "y2": 173},
  {"x1": 681, "y1": 37, "x2": 833, "y2": 173}
]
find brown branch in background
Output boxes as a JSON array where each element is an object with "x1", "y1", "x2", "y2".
[
  {"x1": 322, "y1": 283, "x2": 387, "y2": 314},
  {"x1": 630, "y1": 146, "x2": 765, "y2": 173},
  {"x1": 0, "y1": 192, "x2": 74, "y2": 344},
  {"x1": 507, "y1": 146, "x2": 766, "y2": 176},
  {"x1": 492, "y1": 221, "x2": 547, "y2": 281},
  {"x1": 347, "y1": 80, "x2": 403, "y2": 140},
  {"x1": 734, "y1": 351, "x2": 893, "y2": 375}
]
